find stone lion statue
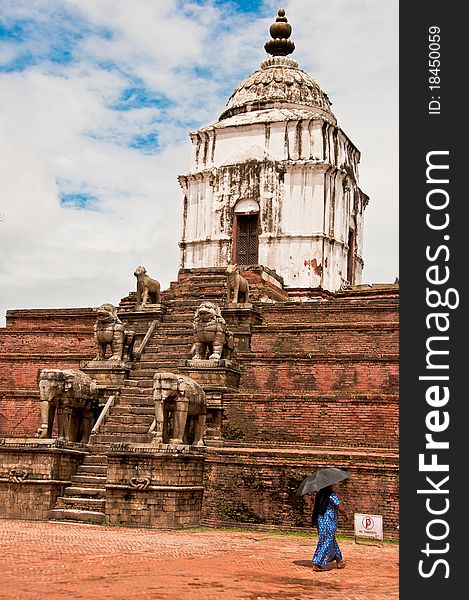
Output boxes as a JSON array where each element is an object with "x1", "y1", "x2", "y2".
[
  {"x1": 226, "y1": 263, "x2": 249, "y2": 304},
  {"x1": 191, "y1": 301, "x2": 234, "y2": 361},
  {"x1": 93, "y1": 303, "x2": 135, "y2": 362},
  {"x1": 134, "y1": 265, "x2": 161, "y2": 309}
]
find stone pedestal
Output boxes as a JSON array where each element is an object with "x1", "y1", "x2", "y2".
[
  {"x1": 105, "y1": 446, "x2": 205, "y2": 529},
  {"x1": 0, "y1": 438, "x2": 87, "y2": 520},
  {"x1": 179, "y1": 360, "x2": 241, "y2": 446},
  {"x1": 203, "y1": 392, "x2": 224, "y2": 446},
  {"x1": 80, "y1": 360, "x2": 131, "y2": 388},
  {"x1": 222, "y1": 303, "x2": 262, "y2": 352},
  {"x1": 117, "y1": 306, "x2": 167, "y2": 356},
  {"x1": 181, "y1": 359, "x2": 241, "y2": 389}
]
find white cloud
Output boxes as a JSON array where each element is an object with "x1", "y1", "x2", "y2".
[{"x1": 0, "y1": 0, "x2": 398, "y2": 326}]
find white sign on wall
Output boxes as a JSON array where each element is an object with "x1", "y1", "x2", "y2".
[{"x1": 354, "y1": 513, "x2": 383, "y2": 540}]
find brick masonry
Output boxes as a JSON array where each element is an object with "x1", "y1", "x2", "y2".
[
  {"x1": 105, "y1": 450, "x2": 205, "y2": 528},
  {"x1": 201, "y1": 447, "x2": 398, "y2": 539},
  {"x1": 0, "y1": 442, "x2": 87, "y2": 520},
  {"x1": 0, "y1": 270, "x2": 399, "y2": 536}
]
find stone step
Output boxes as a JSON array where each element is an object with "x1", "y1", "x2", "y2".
[
  {"x1": 47, "y1": 508, "x2": 107, "y2": 524},
  {"x1": 155, "y1": 328, "x2": 193, "y2": 336},
  {"x1": 102, "y1": 423, "x2": 149, "y2": 434},
  {"x1": 71, "y1": 474, "x2": 107, "y2": 485},
  {"x1": 146, "y1": 340, "x2": 192, "y2": 349},
  {"x1": 56, "y1": 496, "x2": 106, "y2": 511},
  {"x1": 64, "y1": 487, "x2": 106, "y2": 498},
  {"x1": 82, "y1": 454, "x2": 107, "y2": 466},
  {"x1": 129, "y1": 362, "x2": 159, "y2": 370},
  {"x1": 91, "y1": 433, "x2": 150, "y2": 445},
  {"x1": 109, "y1": 412, "x2": 154, "y2": 423},
  {"x1": 133, "y1": 380, "x2": 154, "y2": 388},
  {"x1": 120, "y1": 386, "x2": 153, "y2": 396},
  {"x1": 111, "y1": 406, "x2": 155, "y2": 416},
  {"x1": 130, "y1": 368, "x2": 159, "y2": 378},
  {"x1": 84, "y1": 443, "x2": 112, "y2": 454},
  {"x1": 117, "y1": 395, "x2": 154, "y2": 406},
  {"x1": 77, "y1": 464, "x2": 107, "y2": 476},
  {"x1": 164, "y1": 313, "x2": 197, "y2": 322},
  {"x1": 119, "y1": 381, "x2": 154, "y2": 392},
  {"x1": 147, "y1": 360, "x2": 183, "y2": 366}
]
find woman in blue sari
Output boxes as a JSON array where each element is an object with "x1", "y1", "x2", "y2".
[{"x1": 311, "y1": 485, "x2": 347, "y2": 571}]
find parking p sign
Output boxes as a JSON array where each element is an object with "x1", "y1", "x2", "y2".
[{"x1": 354, "y1": 513, "x2": 383, "y2": 541}]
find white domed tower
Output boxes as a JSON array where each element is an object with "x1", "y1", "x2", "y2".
[{"x1": 178, "y1": 8, "x2": 368, "y2": 292}]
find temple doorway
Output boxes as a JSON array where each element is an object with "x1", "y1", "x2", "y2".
[{"x1": 233, "y1": 199, "x2": 260, "y2": 266}]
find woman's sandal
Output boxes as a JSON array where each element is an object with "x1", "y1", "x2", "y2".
[
  {"x1": 336, "y1": 559, "x2": 345, "y2": 569},
  {"x1": 312, "y1": 564, "x2": 328, "y2": 571}
]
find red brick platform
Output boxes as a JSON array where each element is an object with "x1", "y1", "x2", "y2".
[{"x1": 0, "y1": 519, "x2": 398, "y2": 599}]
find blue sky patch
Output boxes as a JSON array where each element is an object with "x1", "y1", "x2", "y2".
[
  {"x1": 0, "y1": 11, "x2": 113, "y2": 72},
  {"x1": 59, "y1": 192, "x2": 100, "y2": 211},
  {"x1": 190, "y1": 0, "x2": 266, "y2": 14},
  {"x1": 111, "y1": 87, "x2": 173, "y2": 111},
  {"x1": 129, "y1": 132, "x2": 159, "y2": 154}
]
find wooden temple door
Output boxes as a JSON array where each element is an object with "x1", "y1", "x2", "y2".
[{"x1": 235, "y1": 213, "x2": 259, "y2": 266}]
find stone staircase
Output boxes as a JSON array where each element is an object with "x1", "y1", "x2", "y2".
[
  {"x1": 48, "y1": 453, "x2": 107, "y2": 523},
  {"x1": 48, "y1": 270, "x2": 238, "y2": 524}
]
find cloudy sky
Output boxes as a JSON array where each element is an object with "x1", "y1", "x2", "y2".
[{"x1": 0, "y1": 0, "x2": 398, "y2": 326}]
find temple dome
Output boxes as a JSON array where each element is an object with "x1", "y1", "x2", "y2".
[{"x1": 219, "y1": 56, "x2": 335, "y2": 123}]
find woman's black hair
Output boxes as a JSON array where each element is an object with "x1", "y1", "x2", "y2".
[{"x1": 311, "y1": 485, "x2": 333, "y2": 526}]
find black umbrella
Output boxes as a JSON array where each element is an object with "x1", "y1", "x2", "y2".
[{"x1": 295, "y1": 467, "x2": 349, "y2": 496}]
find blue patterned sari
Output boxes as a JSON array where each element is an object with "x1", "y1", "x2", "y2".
[{"x1": 312, "y1": 491, "x2": 343, "y2": 567}]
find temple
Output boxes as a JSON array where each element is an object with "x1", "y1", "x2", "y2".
[
  {"x1": 0, "y1": 10, "x2": 398, "y2": 538},
  {"x1": 179, "y1": 8, "x2": 367, "y2": 291}
]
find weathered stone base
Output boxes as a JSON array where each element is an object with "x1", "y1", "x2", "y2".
[
  {"x1": 180, "y1": 361, "x2": 241, "y2": 389},
  {"x1": 222, "y1": 304, "x2": 263, "y2": 352},
  {"x1": 106, "y1": 486, "x2": 204, "y2": 529},
  {"x1": 0, "y1": 439, "x2": 87, "y2": 520},
  {"x1": 105, "y1": 447, "x2": 205, "y2": 528},
  {"x1": 80, "y1": 361, "x2": 132, "y2": 387}
]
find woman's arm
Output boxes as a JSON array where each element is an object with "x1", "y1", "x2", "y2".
[{"x1": 337, "y1": 505, "x2": 348, "y2": 520}]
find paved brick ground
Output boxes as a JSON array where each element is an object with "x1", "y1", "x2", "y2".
[{"x1": 0, "y1": 519, "x2": 398, "y2": 599}]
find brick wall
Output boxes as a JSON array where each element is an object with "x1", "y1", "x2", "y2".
[
  {"x1": 202, "y1": 447, "x2": 399, "y2": 537},
  {"x1": 222, "y1": 393, "x2": 398, "y2": 448},
  {"x1": 0, "y1": 309, "x2": 96, "y2": 436}
]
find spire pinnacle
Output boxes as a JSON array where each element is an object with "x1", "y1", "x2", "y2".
[{"x1": 264, "y1": 8, "x2": 295, "y2": 57}]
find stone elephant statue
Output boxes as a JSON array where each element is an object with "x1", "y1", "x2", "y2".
[
  {"x1": 153, "y1": 372, "x2": 206, "y2": 446},
  {"x1": 36, "y1": 369, "x2": 98, "y2": 444},
  {"x1": 191, "y1": 301, "x2": 234, "y2": 361}
]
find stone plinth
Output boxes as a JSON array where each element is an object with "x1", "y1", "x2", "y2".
[
  {"x1": 179, "y1": 361, "x2": 241, "y2": 447},
  {"x1": 117, "y1": 306, "x2": 167, "y2": 355},
  {"x1": 80, "y1": 360, "x2": 131, "y2": 389},
  {"x1": 222, "y1": 303, "x2": 263, "y2": 352},
  {"x1": 181, "y1": 360, "x2": 241, "y2": 390},
  {"x1": 203, "y1": 392, "x2": 224, "y2": 446},
  {"x1": 0, "y1": 438, "x2": 87, "y2": 520},
  {"x1": 105, "y1": 446, "x2": 205, "y2": 529}
]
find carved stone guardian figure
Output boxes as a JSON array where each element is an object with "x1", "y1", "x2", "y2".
[
  {"x1": 93, "y1": 303, "x2": 135, "y2": 362},
  {"x1": 191, "y1": 301, "x2": 234, "y2": 361},
  {"x1": 134, "y1": 265, "x2": 161, "y2": 309},
  {"x1": 36, "y1": 369, "x2": 98, "y2": 443},
  {"x1": 225, "y1": 264, "x2": 249, "y2": 304},
  {"x1": 153, "y1": 372, "x2": 207, "y2": 446}
]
